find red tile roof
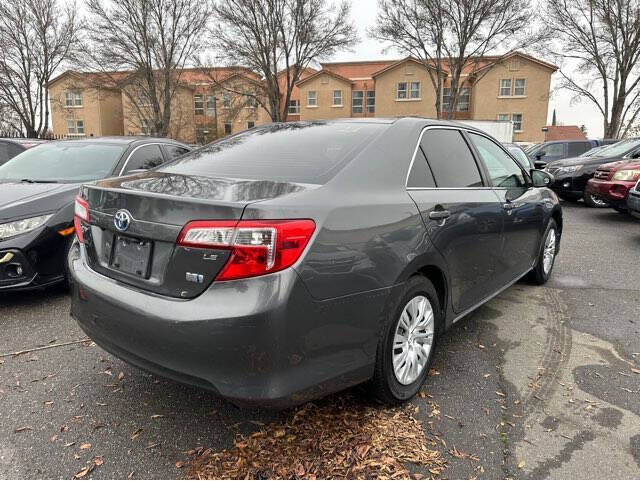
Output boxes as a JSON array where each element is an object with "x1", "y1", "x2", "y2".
[{"x1": 544, "y1": 126, "x2": 586, "y2": 141}]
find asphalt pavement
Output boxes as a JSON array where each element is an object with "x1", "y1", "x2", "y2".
[{"x1": 0, "y1": 201, "x2": 639, "y2": 479}]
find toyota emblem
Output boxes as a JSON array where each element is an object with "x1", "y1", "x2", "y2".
[{"x1": 114, "y1": 210, "x2": 132, "y2": 232}]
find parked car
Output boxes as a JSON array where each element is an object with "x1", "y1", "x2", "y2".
[
  {"x1": 68, "y1": 118, "x2": 561, "y2": 407},
  {"x1": 0, "y1": 138, "x2": 48, "y2": 166},
  {"x1": 528, "y1": 139, "x2": 597, "y2": 169},
  {"x1": 503, "y1": 142, "x2": 534, "y2": 169},
  {"x1": 0, "y1": 137, "x2": 190, "y2": 291},
  {"x1": 586, "y1": 159, "x2": 640, "y2": 212},
  {"x1": 626, "y1": 180, "x2": 640, "y2": 219},
  {"x1": 544, "y1": 138, "x2": 640, "y2": 207}
]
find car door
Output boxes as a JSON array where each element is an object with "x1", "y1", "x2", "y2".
[
  {"x1": 467, "y1": 132, "x2": 544, "y2": 280},
  {"x1": 119, "y1": 144, "x2": 165, "y2": 176},
  {"x1": 407, "y1": 127, "x2": 505, "y2": 314}
]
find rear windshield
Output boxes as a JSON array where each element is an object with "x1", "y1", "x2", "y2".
[
  {"x1": 0, "y1": 142, "x2": 125, "y2": 183},
  {"x1": 160, "y1": 122, "x2": 388, "y2": 184}
]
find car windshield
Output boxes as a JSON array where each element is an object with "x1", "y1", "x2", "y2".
[
  {"x1": 507, "y1": 147, "x2": 530, "y2": 168},
  {"x1": 595, "y1": 138, "x2": 640, "y2": 158},
  {"x1": 160, "y1": 122, "x2": 388, "y2": 184},
  {"x1": 0, "y1": 142, "x2": 125, "y2": 183}
]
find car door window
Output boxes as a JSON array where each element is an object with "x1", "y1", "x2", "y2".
[
  {"x1": 407, "y1": 147, "x2": 436, "y2": 188},
  {"x1": 568, "y1": 142, "x2": 591, "y2": 157},
  {"x1": 543, "y1": 143, "x2": 565, "y2": 157},
  {"x1": 122, "y1": 144, "x2": 164, "y2": 174},
  {"x1": 164, "y1": 144, "x2": 190, "y2": 160},
  {"x1": 469, "y1": 133, "x2": 527, "y2": 188},
  {"x1": 420, "y1": 129, "x2": 483, "y2": 187}
]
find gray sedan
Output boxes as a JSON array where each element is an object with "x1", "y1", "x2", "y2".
[{"x1": 69, "y1": 118, "x2": 562, "y2": 407}]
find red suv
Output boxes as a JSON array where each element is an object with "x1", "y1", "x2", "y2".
[{"x1": 586, "y1": 160, "x2": 640, "y2": 212}]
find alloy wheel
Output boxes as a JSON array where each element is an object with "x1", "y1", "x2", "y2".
[
  {"x1": 543, "y1": 228, "x2": 556, "y2": 274},
  {"x1": 392, "y1": 295, "x2": 434, "y2": 385}
]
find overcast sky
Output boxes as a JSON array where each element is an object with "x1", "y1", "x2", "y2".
[{"x1": 329, "y1": 0, "x2": 605, "y2": 138}]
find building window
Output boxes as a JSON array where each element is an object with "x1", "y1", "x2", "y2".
[
  {"x1": 352, "y1": 91, "x2": 363, "y2": 113},
  {"x1": 443, "y1": 88, "x2": 452, "y2": 112},
  {"x1": 500, "y1": 79, "x2": 512, "y2": 96},
  {"x1": 409, "y1": 81, "x2": 420, "y2": 99},
  {"x1": 206, "y1": 95, "x2": 216, "y2": 116},
  {"x1": 247, "y1": 121, "x2": 255, "y2": 129},
  {"x1": 514, "y1": 78, "x2": 526, "y2": 96},
  {"x1": 510, "y1": 58, "x2": 520, "y2": 71},
  {"x1": 224, "y1": 123, "x2": 232, "y2": 135},
  {"x1": 307, "y1": 90, "x2": 317, "y2": 107},
  {"x1": 194, "y1": 95, "x2": 204, "y2": 115},
  {"x1": 66, "y1": 119, "x2": 84, "y2": 136},
  {"x1": 366, "y1": 91, "x2": 375, "y2": 113},
  {"x1": 332, "y1": 90, "x2": 342, "y2": 106},
  {"x1": 288, "y1": 99, "x2": 299, "y2": 114},
  {"x1": 246, "y1": 95, "x2": 256, "y2": 108},
  {"x1": 65, "y1": 91, "x2": 82, "y2": 107},
  {"x1": 223, "y1": 93, "x2": 231, "y2": 109},
  {"x1": 497, "y1": 113, "x2": 510, "y2": 121},
  {"x1": 512, "y1": 113, "x2": 523, "y2": 131},
  {"x1": 397, "y1": 82, "x2": 407, "y2": 99},
  {"x1": 457, "y1": 88, "x2": 470, "y2": 111}
]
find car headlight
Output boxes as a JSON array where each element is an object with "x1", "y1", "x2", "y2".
[
  {"x1": 612, "y1": 169, "x2": 640, "y2": 181},
  {"x1": 0, "y1": 214, "x2": 53, "y2": 240},
  {"x1": 557, "y1": 165, "x2": 583, "y2": 174}
]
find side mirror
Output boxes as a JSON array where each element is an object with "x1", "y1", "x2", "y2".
[
  {"x1": 530, "y1": 169, "x2": 554, "y2": 188},
  {"x1": 536, "y1": 151, "x2": 546, "y2": 159},
  {"x1": 534, "y1": 160, "x2": 547, "y2": 169}
]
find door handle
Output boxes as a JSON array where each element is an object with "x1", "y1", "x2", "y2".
[
  {"x1": 429, "y1": 210, "x2": 451, "y2": 220},
  {"x1": 502, "y1": 203, "x2": 515, "y2": 211}
]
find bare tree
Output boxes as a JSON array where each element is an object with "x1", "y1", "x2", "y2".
[
  {"x1": 81, "y1": 0, "x2": 213, "y2": 137},
  {"x1": 542, "y1": 0, "x2": 640, "y2": 139},
  {"x1": 370, "y1": 0, "x2": 533, "y2": 119},
  {"x1": 209, "y1": 0, "x2": 358, "y2": 122},
  {"x1": 0, "y1": 0, "x2": 80, "y2": 137}
]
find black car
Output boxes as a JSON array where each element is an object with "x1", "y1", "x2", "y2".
[
  {"x1": 69, "y1": 119, "x2": 561, "y2": 407},
  {"x1": 0, "y1": 138, "x2": 48, "y2": 166},
  {"x1": 0, "y1": 137, "x2": 190, "y2": 291},
  {"x1": 528, "y1": 139, "x2": 597, "y2": 169},
  {"x1": 545, "y1": 138, "x2": 640, "y2": 207}
]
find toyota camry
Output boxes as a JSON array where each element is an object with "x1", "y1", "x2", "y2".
[{"x1": 69, "y1": 118, "x2": 561, "y2": 407}]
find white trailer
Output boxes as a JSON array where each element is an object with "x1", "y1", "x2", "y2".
[{"x1": 457, "y1": 120, "x2": 514, "y2": 143}]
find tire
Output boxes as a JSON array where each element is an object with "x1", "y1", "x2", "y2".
[
  {"x1": 370, "y1": 275, "x2": 441, "y2": 404},
  {"x1": 528, "y1": 219, "x2": 558, "y2": 285},
  {"x1": 583, "y1": 189, "x2": 609, "y2": 208}
]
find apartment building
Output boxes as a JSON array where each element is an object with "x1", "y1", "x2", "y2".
[
  {"x1": 296, "y1": 51, "x2": 557, "y2": 143},
  {"x1": 48, "y1": 68, "x2": 271, "y2": 143}
]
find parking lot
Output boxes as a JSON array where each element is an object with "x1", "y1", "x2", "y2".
[{"x1": 1, "y1": 201, "x2": 639, "y2": 479}]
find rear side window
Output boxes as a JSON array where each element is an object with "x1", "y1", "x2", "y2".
[
  {"x1": 568, "y1": 142, "x2": 591, "y2": 157},
  {"x1": 164, "y1": 144, "x2": 190, "y2": 160},
  {"x1": 160, "y1": 122, "x2": 387, "y2": 184},
  {"x1": 122, "y1": 144, "x2": 165, "y2": 174},
  {"x1": 407, "y1": 148, "x2": 436, "y2": 188},
  {"x1": 420, "y1": 129, "x2": 483, "y2": 187}
]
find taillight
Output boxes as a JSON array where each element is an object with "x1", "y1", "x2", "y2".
[
  {"x1": 74, "y1": 196, "x2": 89, "y2": 243},
  {"x1": 177, "y1": 219, "x2": 316, "y2": 281}
]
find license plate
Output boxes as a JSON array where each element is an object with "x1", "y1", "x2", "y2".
[{"x1": 110, "y1": 235, "x2": 152, "y2": 278}]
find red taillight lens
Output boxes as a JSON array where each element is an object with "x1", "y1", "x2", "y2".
[
  {"x1": 74, "y1": 196, "x2": 89, "y2": 243},
  {"x1": 177, "y1": 219, "x2": 316, "y2": 281}
]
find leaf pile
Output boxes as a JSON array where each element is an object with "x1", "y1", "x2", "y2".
[{"x1": 187, "y1": 396, "x2": 446, "y2": 479}]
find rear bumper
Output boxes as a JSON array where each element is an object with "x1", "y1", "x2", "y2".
[
  {"x1": 586, "y1": 179, "x2": 635, "y2": 206},
  {"x1": 69, "y1": 243, "x2": 392, "y2": 407}
]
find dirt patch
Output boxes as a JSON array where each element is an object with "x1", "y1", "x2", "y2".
[{"x1": 187, "y1": 395, "x2": 446, "y2": 479}]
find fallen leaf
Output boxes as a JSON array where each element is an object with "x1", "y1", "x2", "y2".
[
  {"x1": 518, "y1": 460, "x2": 526, "y2": 469},
  {"x1": 14, "y1": 426, "x2": 32, "y2": 433},
  {"x1": 428, "y1": 368, "x2": 440, "y2": 376},
  {"x1": 73, "y1": 465, "x2": 94, "y2": 479},
  {"x1": 64, "y1": 442, "x2": 75, "y2": 447},
  {"x1": 130, "y1": 428, "x2": 143, "y2": 441},
  {"x1": 483, "y1": 373, "x2": 491, "y2": 378},
  {"x1": 94, "y1": 457, "x2": 104, "y2": 466},
  {"x1": 118, "y1": 372, "x2": 125, "y2": 381},
  {"x1": 176, "y1": 461, "x2": 185, "y2": 468},
  {"x1": 80, "y1": 443, "x2": 92, "y2": 450},
  {"x1": 150, "y1": 414, "x2": 164, "y2": 419},
  {"x1": 478, "y1": 344, "x2": 486, "y2": 349},
  {"x1": 631, "y1": 368, "x2": 640, "y2": 374}
]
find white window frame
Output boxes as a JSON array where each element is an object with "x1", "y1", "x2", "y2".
[
  {"x1": 514, "y1": 78, "x2": 526, "y2": 96},
  {"x1": 397, "y1": 82, "x2": 407, "y2": 99},
  {"x1": 222, "y1": 93, "x2": 231, "y2": 109},
  {"x1": 288, "y1": 99, "x2": 300, "y2": 114},
  {"x1": 307, "y1": 90, "x2": 317, "y2": 107},
  {"x1": 409, "y1": 81, "x2": 420, "y2": 99},
  {"x1": 512, "y1": 113, "x2": 523, "y2": 132},
  {"x1": 194, "y1": 94, "x2": 204, "y2": 115},
  {"x1": 206, "y1": 95, "x2": 216, "y2": 116},
  {"x1": 66, "y1": 118, "x2": 85, "y2": 137},
  {"x1": 457, "y1": 87, "x2": 470, "y2": 112},
  {"x1": 332, "y1": 90, "x2": 343, "y2": 107},
  {"x1": 366, "y1": 91, "x2": 375, "y2": 113},
  {"x1": 497, "y1": 113, "x2": 510, "y2": 122},
  {"x1": 65, "y1": 91, "x2": 82, "y2": 107},
  {"x1": 499, "y1": 79, "x2": 512, "y2": 97}
]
